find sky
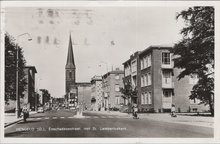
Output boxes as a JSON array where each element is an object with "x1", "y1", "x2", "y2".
[{"x1": 3, "y1": 6, "x2": 186, "y2": 98}]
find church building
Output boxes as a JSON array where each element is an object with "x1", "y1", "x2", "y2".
[{"x1": 64, "y1": 34, "x2": 91, "y2": 109}]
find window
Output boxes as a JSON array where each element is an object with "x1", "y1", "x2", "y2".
[
  {"x1": 147, "y1": 73, "x2": 151, "y2": 85},
  {"x1": 141, "y1": 75, "x2": 143, "y2": 87},
  {"x1": 141, "y1": 59, "x2": 143, "y2": 70},
  {"x1": 141, "y1": 93, "x2": 145, "y2": 104},
  {"x1": 115, "y1": 84, "x2": 120, "y2": 92},
  {"x1": 144, "y1": 56, "x2": 148, "y2": 68},
  {"x1": 163, "y1": 90, "x2": 172, "y2": 97},
  {"x1": 147, "y1": 55, "x2": 151, "y2": 67},
  {"x1": 144, "y1": 92, "x2": 148, "y2": 104},
  {"x1": 69, "y1": 71, "x2": 72, "y2": 79},
  {"x1": 148, "y1": 92, "x2": 152, "y2": 104},
  {"x1": 144, "y1": 75, "x2": 147, "y2": 86},
  {"x1": 125, "y1": 65, "x2": 131, "y2": 77},
  {"x1": 115, "y1": 74, "x2": 120, "y2": 80},
  {"x1": 163, "y1": 71, "x2": 171, "y2": 84},
  {"x1": 131, "y1": 60, "x2": 137, "y2": 73},
  {"x1": 162, "y1": 52, "x2": 171, "y2": 65},
  {"x1": 116, "y1": 96, "x2": 120, "y2": 104}
]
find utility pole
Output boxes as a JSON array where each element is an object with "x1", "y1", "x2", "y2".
[{"x1": 15, "y1": 33, "x2": 32, "y2": 118}]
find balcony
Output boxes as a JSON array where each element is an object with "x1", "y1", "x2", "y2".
[
  {"x1": 161, "y1": 63, "x2": 173, "y2": 69},
  {"x1": 162, "y1": 82, "x2": 174, "y2": 89}
]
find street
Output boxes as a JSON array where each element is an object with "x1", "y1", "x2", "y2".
[{"x1": 5, "y1": 109, "x2": 213, "y2": 138}]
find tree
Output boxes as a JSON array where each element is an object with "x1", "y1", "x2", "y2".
[
  {"x1": 173, "y1": 7, "x2": 214, "y2": 116},
  {"x1": 5, "y1": 33, "x2": 27, "y2": 104},
  {"x1": 40, "y1": 89, "x2": 51, "y2": 104},
  {"x1": 120, "y1": 81, "x2": 137, "y2": 105}
]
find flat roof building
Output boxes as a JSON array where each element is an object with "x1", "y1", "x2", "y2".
[{"x1": 123, "y1": 45, "x2": 209, "y2": 113}]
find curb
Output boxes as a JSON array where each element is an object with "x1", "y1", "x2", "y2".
[
  {"x1": 4, "y1": 118, "x2": 23, "y2": 128},
  {"x1": 4, "y1": 112, "x2": 37, "y2": 128}
]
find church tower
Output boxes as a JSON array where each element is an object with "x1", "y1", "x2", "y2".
[{"x1": 65, "y1": 34, "x2": 76, "y2": 93}]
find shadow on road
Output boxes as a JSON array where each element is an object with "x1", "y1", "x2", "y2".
[
  {"x1": 17, "y1": 120, "x2": 41, "y2": 124},
  {"x1": 29, "y1": 115, "x2": 45, "y2": 118},
  {"x1": 5, "y1": 131, "x2": 28, "y2": 137}
]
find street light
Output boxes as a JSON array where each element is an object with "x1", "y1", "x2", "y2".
[
  {"x1": 35, "y1": 77, "x2": 42, "y2": 111},
  {"x1": 15, "y1": 33, "x2": 32, "y2": 118}
]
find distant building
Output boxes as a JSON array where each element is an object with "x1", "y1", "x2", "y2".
[
  {"x1": 38, "y1": 90, "x2": 43, "y2": 106},
  {"x1": 123, "y1": 45, "x2": 209, "y2": 113},
  {"x1": 90, "y1": 76, "x2": 103, "y2": 111},
  {"x1": 23, "y1": 66, "x2": 37, "y2": 111},
  {"x1": 65, "y1": 34, "x2": 91, "y2": 109},
  {"x1": 77, "y1": 82, "x2": 92, "y2": 110},
  {"x1": 102, "y1": 68, "x2": 124, "y2": 110}
]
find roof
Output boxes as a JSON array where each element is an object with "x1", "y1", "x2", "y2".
[
  {"x1": 123, "y1": 44, "x2": 174, "y2": 65},
  {"x1": 140, "y1": 44, "x2": 173, "y2": 56},
  {"x1": 122, "y1": 51, "x2": 140, "y2": 65},
  {"x1": 76, "y1": 82, "x2": 91, "y2": 87},
  {"x1": 91, "y1": 75, "x2": 102, "y2": 83},
  {"x1": 102, "y1": 70, "x2": 124, "y2": 78},
  {"x1": 65, "y1": 34, "x2": 75, "y2": 69},
  {"x1": 25, "y1": 66, "x2": 37, "y2": 73}
]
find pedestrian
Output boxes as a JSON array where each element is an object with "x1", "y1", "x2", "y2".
[
  {"x1": 132, "y1": 104, "x2": 139, "y2": 119},
  {"x1": 22, "y1": 104, "x2": 29, "y2": 122},
  {"x1": 171, "y1": 104, "x2": 177, "y2": 117}
]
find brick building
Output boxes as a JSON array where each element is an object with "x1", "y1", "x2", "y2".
[
  {"x1": 102, "y1": 68, "x2": 124, "y2": 110},
  {"x1": 23, "y1": 66, "x2": 37, "y2": 111},
  {"x1": 123, "y1": 45, "x2": 209, "y2": 113},
  {"x1": 77, "y1": 82, "x2": 92, "y2": 110},
  {"x1": 90, "y1": 76, "x2": 103, "y2": 111}
]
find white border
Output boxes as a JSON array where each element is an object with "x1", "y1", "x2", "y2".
[{"x1": 1, "y1": 1, "x2": 220, "y2": 144}]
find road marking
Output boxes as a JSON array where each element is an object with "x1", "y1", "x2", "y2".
[
  {"x1": 92, "y1": 116, "x2": 99, "y2": 118},
  {"x1": 108, "y1": 116, "x2": 115, "y2": 118},
  {"x1": 101, "y1": 116, "x2": 107, "y2": 118},
  {"x1": 45, "y1": 117, "x2": 49, "y2": 119},
  {"x1": 36, "y1": 118, "x2": 41, "y2": 120},
  {"x1": 52, "y1": 117, "x2": 57, "y2": 119},
  {"x1": 60, "y1": 117, "x2": 65, "y2": 119}
]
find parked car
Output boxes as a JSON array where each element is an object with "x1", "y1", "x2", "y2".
[{"x1": 37, "y1": 107, "x2": 44, "y2": 113}]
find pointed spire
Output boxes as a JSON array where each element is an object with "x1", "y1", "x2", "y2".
[{"x1": 66, "y1": 34, "x2": 75, "y2": 69}]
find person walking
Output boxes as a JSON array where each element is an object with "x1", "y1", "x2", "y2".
[
  {"x1": 132, "y1": 104, "x2": 139, "y2": 119},
  {"x1": 22, "y1": 104, "x2": 29, "y2": 122},
  {"x1": 171, "y1": 104, "x2": 177, "y2": 117}
]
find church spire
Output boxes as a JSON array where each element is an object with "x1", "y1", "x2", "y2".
[{"x1": 66, "y1": 34, "x2": 75, "y2": 69}]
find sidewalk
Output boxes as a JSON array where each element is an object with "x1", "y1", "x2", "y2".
[
  {"x1": 86, "y1": 111, "x2": 214, "y2": 128},
  {"x1": 4, "y1": 111, "x2": 37, "y2": 128},
  {"x1": 138, "y1": 113, "x2": 214, "y2": 128}
]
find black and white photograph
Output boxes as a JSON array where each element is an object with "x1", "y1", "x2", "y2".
[{"x1": 0, "y1": 1, "x2": 219, "y2": 143}]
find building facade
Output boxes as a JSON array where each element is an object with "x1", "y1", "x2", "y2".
[
  {"x1": 90, "y1": 76, "x2": 103, "y2": 111},
  {"x1": 77, "y1": 82, "x2": 92, "y2": 110},
  {"x1": 23, "y1": 66, "x2": 37, "y2": 111},
  {"x1": 123, "y1": 45, "x2": 209, "y2": 113},
  {"x1": 102, "y1": 68, "x2": 124, "y2": 110}
]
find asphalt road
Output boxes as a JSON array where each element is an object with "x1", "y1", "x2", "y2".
[{"x1": 4, "y1": 109, "x2": 213, "y2": 138}]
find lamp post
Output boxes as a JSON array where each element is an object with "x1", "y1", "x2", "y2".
[
  {"x1": 35, "y1": 77, "x2": 42, "y2": 111},
  {"x1": 15, "y1": 33, "x2": 32, "y2": 118}
]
